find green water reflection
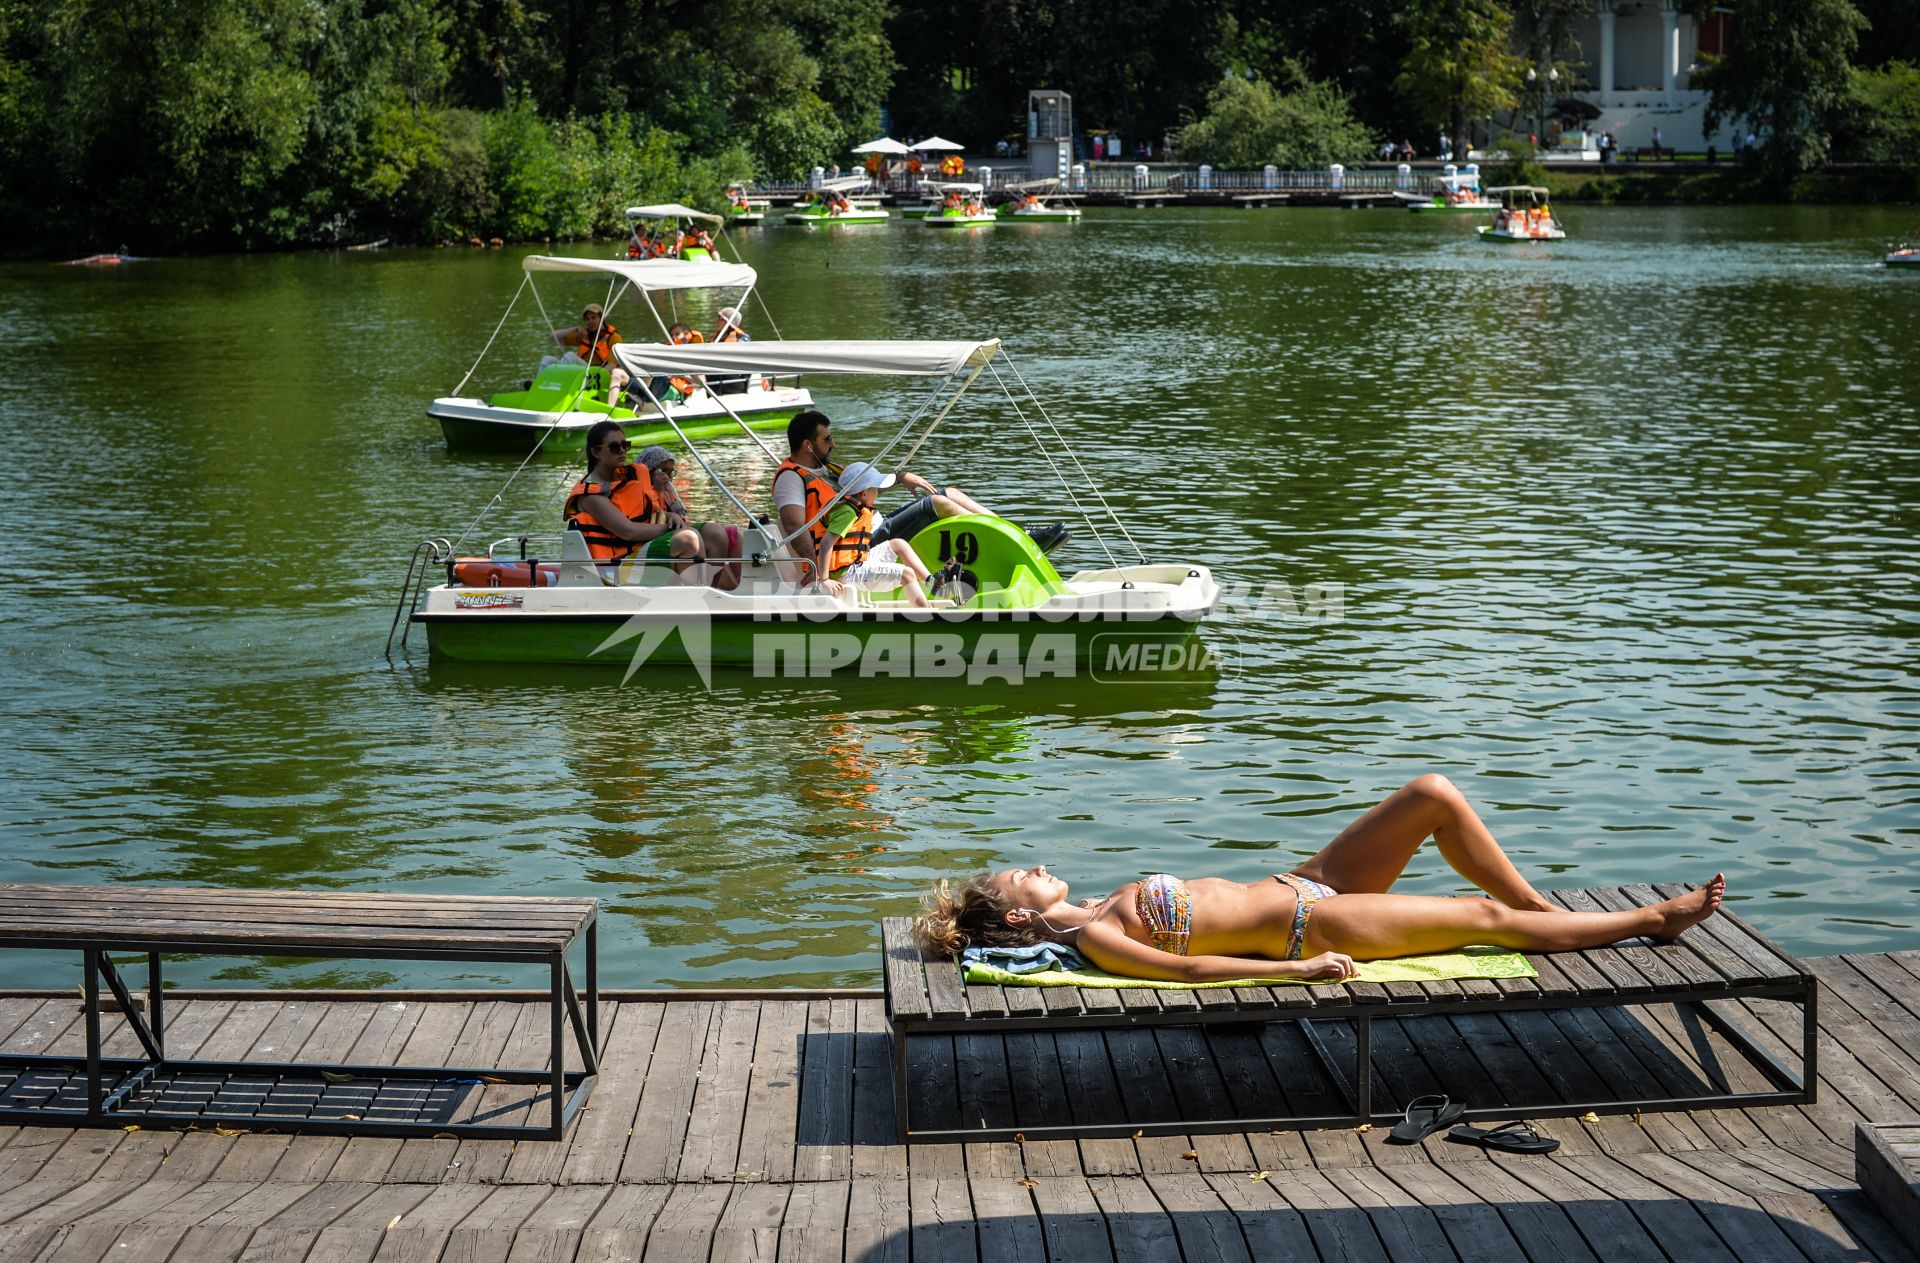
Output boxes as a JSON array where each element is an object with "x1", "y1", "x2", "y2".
[{"x1": 1, "y1": 204, "x2": 1916, "y2": 987}]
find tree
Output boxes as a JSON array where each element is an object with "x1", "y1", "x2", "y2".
[
  {"x1": 1395, "y1": 0, "x2": 1525, "y2": 162},
  {"x1": 1838, "y1": 60, "x2": 1920, "y2": 165},
  {"x1": 1174, "y1": 67, "x2": 1374, "y2": 169},
  {"x1": 1692, "y1": 0, "x2": 1865, "y2": 179}
]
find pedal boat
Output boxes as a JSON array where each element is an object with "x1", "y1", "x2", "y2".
[
  {"x1": 911, "y1": 183, "x2": 995, "y2": 228},
  {"x1": 997, "y1": 179, "x2": 1082, "y2": 222},
  {"x1": 428, "y1": 255, "x2": 811, "y2": 454},
  {"x1": 399, "y1": 339, "x2": 1220, "y2": 677},
  {"x1": 724, "y1": 185, "x2": 767, "y2": 226},
  {"x1": 785, "y1": 178, "x2": 890, "y2": 225},
  {"x1": 1395, "y1": 171, "x2": 1499, "y2": 212},
  {"x1": 621, "y1": 203, "x2": 727, "y2": 260},
  {"x1": 1886, "y1": 243, "x2": 1920, "y2": 268},
  {"x1": 1477, "y1": 186, "x2": 1566, "y2": 241}
]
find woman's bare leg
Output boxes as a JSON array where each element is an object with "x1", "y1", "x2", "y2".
[
  {"x1": 1290, "y1": 775, "x2": 1554, "y2": 911},
  {"x1": 1306, "y1": 876, "x2": 1724, "y2": 961}
]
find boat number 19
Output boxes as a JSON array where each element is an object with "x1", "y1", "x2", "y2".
[{"x1": 935, "y1": 530, "x2": 980, "y2": 565}]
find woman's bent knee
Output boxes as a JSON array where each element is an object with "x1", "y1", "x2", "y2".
[{"x1": 1403, "y1": 773, "x2": 1460, "y2": 804}]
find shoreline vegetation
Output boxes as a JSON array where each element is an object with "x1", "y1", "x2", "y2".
[{"x1": 3, "y1": 0, "x2": 1915, "y2": 260}]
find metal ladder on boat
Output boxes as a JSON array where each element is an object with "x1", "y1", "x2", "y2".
[{"x1": 384, "y1": 538, "x2": 453, "y2": 660}]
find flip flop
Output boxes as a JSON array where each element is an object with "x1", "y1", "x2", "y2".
[
  {"x1": 1386, "y1": 1094, "x2": 1466, "y2": 1144},
  {"x1": 1447, "y1": 1120, "x2": 1560, "y2": 1154}
]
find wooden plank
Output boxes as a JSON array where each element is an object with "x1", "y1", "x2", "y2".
[
  {"x1": 379, "y1": 1000, "x2": 519, "y2": 1185},
  {"x1": 967, "y1": 1175, "x2": 1044, "y2": 1260},
  {"x1": 1267, "y1": 1168, "x2": 1391, "y2": 1262},
  {"x1": 1026, "y1": 1176, "x2": 1111, "y2": 1262},
  {"x1": 1201, "y1": 1170, "x2": 1319, "y2": 1259},
  {"x1": 547, "y1": 1000, "x2": 652, "y2": 1186},
  {"x1": 1337, "y1": 1163, "x2": 1471, "y2": 1261},
  {"x1": 674, "y1": 999, "x2": 760, "y2": 1183},
  {"x1": 1088, "y1": 1173, "x2": 1179, "y2": 1258},
  {"x1": 902, "y1": 1167, "x2": 967, "y2": 1251},
  {"x1": 722, "y1": 999, "x2": 805, "y2": 1185},
  {"x1": 331, "y1": 998, "x2": 484, "y2": 1184},
  {"x1": 789, "y1": 998, "x2": 854, "y2": 1183},
  {"x1": 923, "y1": 957, "x2": 969, "y2": 1022},
  {"x1": 573, "y1": 1184, "x2": 671, "y2": 1263},
  {"x1": 879, "y1": 920, "x2": 930, "y2": 1021},
  {"x1": 1145, "y1": 1172, "x2": 1252, "y2": 1262},
  {"x1": 276, "y1": 997, "x2": 428, "y2": 1182},
  {"x1": 1629, "y1": 1149, "x2": 1840, "y2": 1261},
  {"x1": 1557, "y1": 1152, "x2": 1744, "y2": 1261},
  {"x1": 1491, "y1": 1155, "x2": 1669, "y2": 1258},
  {"x1": 705, "y1": 1182, "x2": 787, "y2": 1263},
  {"x1": 619, "y1": 1001, "x2": 714, "y2": 1184},
  {"x1": 1404, "y1": 1157, "x2": 1599, "y2": 1262},
  {"x1": 850, "y1": 998, "x2": 905, "y2": 1180},
  {"x1": 844, "y1": 1179, "x2": 908, "y2": 1263},
  {"x1": 773, "y1": 1181, "x2": 849, "y2": 1263},
  {"x1": 953, "y1": 1029, "x2": 1014, "y2": 1140},
  {"x1": 1580, "y1": 887, "x2": 1710, "y2": 990}
]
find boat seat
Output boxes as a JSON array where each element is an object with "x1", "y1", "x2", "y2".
[{"x1": 558, "y1": 528, "x2": 612, "y2": 587}]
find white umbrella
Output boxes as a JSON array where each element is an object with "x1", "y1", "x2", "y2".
[
  {"x1": 851, "y1": 137, "x2": 912, "y2": 155},
  {"x1": 914, "y1": 136, "x2": 965, "y2": 151}
]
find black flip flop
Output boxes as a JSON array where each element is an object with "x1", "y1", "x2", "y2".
[
  {"x1": 1447, "y1": 1120, "x2": 1560, "y2": 1154},
  {"x1": 1386, "y1": 1094, "x2": 1466, "y2": 1144}
]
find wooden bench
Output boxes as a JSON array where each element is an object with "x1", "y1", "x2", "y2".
[
  {"x1": 0, "y1": 883, "x2": 599, "y2": 1140},
  {"x1": 882, "y1": 884, "x2": 1816, "y2": 1143}
]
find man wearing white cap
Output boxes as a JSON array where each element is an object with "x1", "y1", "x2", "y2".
[
  {"x1": 817, "y1": 461, "x2": 935, "y2": 608},
  {"x1": 710, "y1": 306, "x2": 751, "y2": 395}
]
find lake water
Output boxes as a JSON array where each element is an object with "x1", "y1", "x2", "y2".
[{"x1": 1, "y1": 204, "x2": 1916, "y2": 989}]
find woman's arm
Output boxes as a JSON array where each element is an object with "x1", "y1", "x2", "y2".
[
  {"x1": 1077, "y1": 923, "x2": 1356, "y2": 982},
  {"x1": 582, "y1": 494, "x2": 668, "y2": 543}
]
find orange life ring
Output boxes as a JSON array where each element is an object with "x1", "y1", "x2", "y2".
[{"x1": 451, "y1": 560, "x2": 559, "y2": 588}]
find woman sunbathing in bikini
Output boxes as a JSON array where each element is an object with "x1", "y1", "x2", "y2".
[{"x1": 914, "y1": 775, "x2": 1725, "y2": 982}]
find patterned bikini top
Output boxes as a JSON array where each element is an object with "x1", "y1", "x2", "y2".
[{"x1": 1135, "y1": 873, "x2": 1193, "y2": 955}]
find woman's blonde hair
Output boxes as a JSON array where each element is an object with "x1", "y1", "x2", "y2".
[{"x1": 912, "y1": 873, "x2": 1040, "y2": 958}]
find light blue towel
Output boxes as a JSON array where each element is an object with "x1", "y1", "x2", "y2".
[{"x1": 960, "y1": 941, "x2": 1090, "y2": 974}]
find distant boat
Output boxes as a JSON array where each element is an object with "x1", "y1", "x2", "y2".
[
  {"x1": 61, "y1": 250, "x2": 141, "y2": 266},
  {"x1": 1886, "y1": 243, "x2": 1919, "y2": 268},
  {"x1": 1476, "y1": 186, "x2": 1566, "y2": 242}
]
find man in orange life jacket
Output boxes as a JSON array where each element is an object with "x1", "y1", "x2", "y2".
[
  {"x1": 565, "y1": 420, "x2": 709, "y2": 582},
  {"x1": 771, "y1": 411, "x2": 1068, "y2": 593},
  {"x1": 551, "y1": 304, "x2": 629, "y2": 399}
]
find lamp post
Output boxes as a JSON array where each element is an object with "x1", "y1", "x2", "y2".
[{"x1": 1526, "y1": 65, "x2": 1559, "y2": 153}]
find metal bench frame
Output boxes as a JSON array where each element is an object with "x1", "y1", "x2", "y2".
[
  {"x1": 884, "y1": 884, "x2": 1817, "y2": 1144},
  {"x1": 0, "y1": 888, "x2": 600, "y2": 1141}
]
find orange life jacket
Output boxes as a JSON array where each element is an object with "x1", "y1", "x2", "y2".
[
  {"x1": 776, "y1": 457, "x2": 841, "y2": 575},
  {"x1": 714, "y1": 324, "x2": 744, "y2": 343},
  {"x1": 668, "y1": 328, "x2": 705, "y2": 395},
  {"x1": 565, "y1": 465, "x2": 661, "y2": 561},
  {"x1": 825, "y1": 503, "x2": 875, "y2": 575},
  {"x1": 568, "y1": 322, "x2": 621, "y2": 367}
]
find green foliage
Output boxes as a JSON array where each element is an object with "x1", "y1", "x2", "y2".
[
  {"x1": 1481, "y1": 137, "x2": 1546, "y2": 188},
  {"x1": 1839, "y1": 61, "x2": 1920, "y2": 165},
  {"x1": 1395, "y1": 0, "x2": 1525, "y2": 157},
  {"x1": 1174, "y1": 69, "x2": 1374, "y2": 169},
  {"x1": 1694, "y1": 0, "x2": 1866, "y2": 180}
]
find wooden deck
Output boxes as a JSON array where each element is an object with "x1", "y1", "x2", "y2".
[{"x1": 1, "y1": 950, "x2": 1918, "y2": 1261}]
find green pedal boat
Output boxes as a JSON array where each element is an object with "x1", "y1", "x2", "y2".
[
  {"x1": 399, "y1": 338, "x2": 1220, "y2": 681},
  {"x1": 429, "y1": 255, "x2": 812, "y2": 455}
]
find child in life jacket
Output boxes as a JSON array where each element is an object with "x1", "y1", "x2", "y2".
[{"x1": 816, "y1": 462, "x2": 935, "y2": 608}]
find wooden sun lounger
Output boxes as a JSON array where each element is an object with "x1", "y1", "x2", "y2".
[
  {"x1": 882, "y1": 883, "x2": 1816, "y2": 1143},
  {"x1": 0, "y1": 883, "x2": 599, "y2": 1139}
]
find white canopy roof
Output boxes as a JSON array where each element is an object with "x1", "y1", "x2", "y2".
[
  {"x1": 613, "y1": 339, "x2": 1001, "y2": 378},
  {"x1": 923, "y1": 181, "x2": 983, "y2": 194},
  {"x1": 624, "y1": 203, "x2": 722, "y2": 224},
  {"x1": 851, "y1": 137, "x2": 912, "y2": 155},
  {"x1": 914, "y1": 135, "x2": 965, "y2": 151},
  {"x1": 521, "y1": 255, "x2": 755, "y2": 292}
]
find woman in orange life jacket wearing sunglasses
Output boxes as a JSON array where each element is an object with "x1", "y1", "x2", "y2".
[
  {"x1": 914, "y1": 775, "x2": 1726, "y2": 982},
  {"x1": 565, "y1": 421, "x2": 710, "y2": 582}
]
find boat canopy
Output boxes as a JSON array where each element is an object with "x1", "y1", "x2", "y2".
[
  {"x1": 1483, "y1": 186, "x2": 1550, "y2": 195},
  {"x1": 624, "y1": 203, "x2": 723, "y2": 224},
  {"x1": 521, "y1": 255, "x2": 755, "y2": 291},
  {"x1": 1003, "y1": 177, "x2": 1062, "y2": 192},
  {"x1": 924, "y1": 181, "x2": 984, "y2": 194},
  {"x1": 614, "y1": 339, "x2": 1001, "y2": 379}
]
